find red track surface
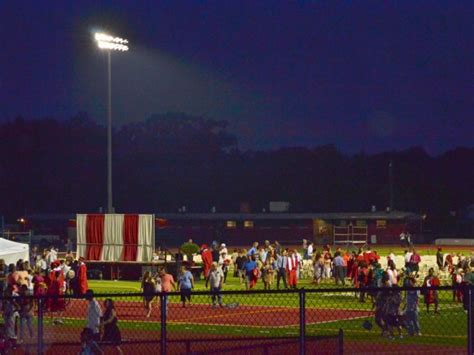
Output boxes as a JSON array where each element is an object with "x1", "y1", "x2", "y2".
[{"x1": 57, "y1": 299, "x2": 372, "y2": 327}]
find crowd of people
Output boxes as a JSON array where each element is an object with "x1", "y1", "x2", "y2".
[
  {"x1": 199, "y1": 240, "x2": 303, "y2": 291},
  {"x1": 141, "y1": 261, "x2": 226, "y2": 315},
  {"x1": 0, "y1": 247, "x2": 88, "y2": 349},
  {"x1": 194, "y1": 239, "x2": 474, "y2": 339},
  {"x1": 3, "y1": 240, "x2": 474, "y2": 349},
  {"x1": 0, "y1": 249, "x2": 125, "y2": 353}
]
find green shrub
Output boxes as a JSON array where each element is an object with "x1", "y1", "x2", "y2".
[{"x1": 181, "y1": 242, "x2": 200, "y2": 260}]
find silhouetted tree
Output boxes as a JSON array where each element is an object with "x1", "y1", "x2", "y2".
[{"x1": 0, "y1": 113, "x2": 473, "y2": 230}]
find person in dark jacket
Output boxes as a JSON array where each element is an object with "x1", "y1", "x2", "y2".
[{"x1": 101, "y1": 299, "x2": 122, "y2": 354}]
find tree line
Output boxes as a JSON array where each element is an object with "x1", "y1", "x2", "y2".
[{"x1": 0, "y1": 113, "x2": 473, "y2": 231}]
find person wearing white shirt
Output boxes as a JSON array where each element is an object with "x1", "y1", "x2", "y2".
[
  {"x1": 296, "y1": 251, "x2": 303, "y2": 278},
  {"x1": 45, "y1": 248, "x2": 57, "y2": 270},
  {"x1": 219, "y1": 244, "x2": 229, "y2": 283},
  {"x1": 258, "y1": 248, "x2": 268, "y2": 263},
  {"x1": 387, "y1": 259, "x2": 398, "y2": 286},
  {"x1": 85, "y1": 290, "x2": 102, "y2": 340},
  {"x1": 405, "y1": 249, "x2": 413, "y2": 269},
  {"x1": 208, "y1": 263, "x2": 225, "y2": 307},
  {"x1": 38, "y1": 257, "x2": 47, "y2": 273},
  {"x1": 48, "y1": 247, "x2": 58, "y2": 265},
  {"x1": 218, "y1": 244, "x2": 228, "y2": 266},
  {"x1": 388, "y1": 252, "x2": 396, "y2": 267},
  {"x1": 306, "y1": 242, "x2": 314, "y2": 260},
  {"x1": 400, "y1": 232, "x2": 406, "y2": 247}
]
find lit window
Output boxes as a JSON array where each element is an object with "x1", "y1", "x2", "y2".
[
  {"x1": 376, "y1": 220, "x2": 386, "y2": 229},
  {"x1": 226, "y1": 221, "x2": 237, "y2": 228},
  {"x1": 244, "y1": 221, "x2": 254, "y2": 228},
  {"x1": 356, "y1": 220, "x2": 367, "y2": 227}
]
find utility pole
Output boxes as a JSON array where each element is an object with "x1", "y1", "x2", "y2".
[{"x1": 389, "y1": 160, "x2": 394, "y2": 212}]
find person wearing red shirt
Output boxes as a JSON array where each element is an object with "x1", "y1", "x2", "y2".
[
  {"x1": 445, "y1": 254, "x2": 454, "y2": 274},
  {"x1": 410, "y1": 250, "x2": 422, "y2": 276},
  {"x1": 423, "y1": 268, "x2": 440, "y2": 313}
]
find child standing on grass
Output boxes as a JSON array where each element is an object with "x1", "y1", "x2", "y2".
[
  {"x1": 312, "y1": 253, "x2": 323, "y2": 285},
  {"x1": 243, "y1": 256, "x2": 257, "y2": 290},
  {"x1": 261, "y1": 259, "x2": 273, "y2": 290}
]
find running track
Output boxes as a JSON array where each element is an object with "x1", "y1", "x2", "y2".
[{"x1": 58, "y1": 299, "x2": 373, "y2": 327}]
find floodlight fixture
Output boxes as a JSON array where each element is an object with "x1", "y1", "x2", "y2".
[{"x1": 95, "y1": 32, "x2": 129, "y2": 51}]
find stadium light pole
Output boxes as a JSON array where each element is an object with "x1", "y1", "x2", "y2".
[{"x1": 94, "y1": 33, "x2": 129, "y2": 213}]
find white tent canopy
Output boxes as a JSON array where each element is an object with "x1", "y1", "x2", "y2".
[{"x1": 0, "y1": 238, "x2": 29, "y2": 265}]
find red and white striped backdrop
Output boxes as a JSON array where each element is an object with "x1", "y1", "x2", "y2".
[{"x1": 76, "y1": 214, "x2": 155, "y2": 262}]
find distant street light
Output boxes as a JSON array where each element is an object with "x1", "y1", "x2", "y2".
[{"x1": 94, "y1": 32, "x2": 129, "y2": 213}]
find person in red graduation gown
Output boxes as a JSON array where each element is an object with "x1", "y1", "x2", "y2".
[
  {"x1": 201, "y1": 245, "x2": 213, "y2": 285},
  {"x1": 77, "y1": 257, "x2": 89, "y2": 295}
]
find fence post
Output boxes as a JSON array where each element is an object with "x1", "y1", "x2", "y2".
[
  {"x1": 160, "y1": 293, "x2": 167, "y2": 355},
  {"x1": 37, "y1": 297, "x2": 44, "y2": 355},
  {"x1": 468, "y1": 285, "x2": 473, "y2": 355},
  {"x1": 299, "y1": 289, "x2": 306, "y2": 355},
  {"x1": 338, "y1": 328, "x2": 344, "y2": 355}
]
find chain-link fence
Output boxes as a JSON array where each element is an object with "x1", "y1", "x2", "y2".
[{"x1": 1, "y1": 285, "x2": 472, "y2": 354}]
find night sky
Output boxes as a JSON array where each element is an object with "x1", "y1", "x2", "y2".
[{"x1": 1, "y1": 1, "x2": 473, "y2": 154}]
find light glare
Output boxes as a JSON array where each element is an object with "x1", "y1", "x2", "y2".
[{"x1": 95, "y1": 32, "x2": 129, "y2": 51}]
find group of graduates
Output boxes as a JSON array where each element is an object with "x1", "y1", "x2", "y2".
[
  {"x1": 200, "y1": 240, "x2": 303, "y2": 290},
  {"x1": 436, "y1": 247, "x2": 474, "y2": 304},
  {"x1": 0, "y1": 252, "x2": 89, "y2": 349},
  {"x1": 311, "y1": 245, "x2": 384, "y2": 289}
]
